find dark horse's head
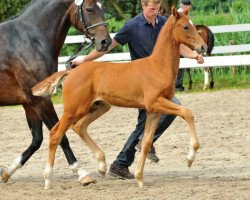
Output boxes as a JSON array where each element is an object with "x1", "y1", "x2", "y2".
[{"x1": 69, "y1": 0, "x2": 111, "y2": 52}]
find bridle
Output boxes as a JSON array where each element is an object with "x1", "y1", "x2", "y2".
[
  {"x1": 74, "y1": 0, "x2": 107, "y2": 40},
  {"x1": 66, "y1": 0, "x2": 108, "y2": 68}
]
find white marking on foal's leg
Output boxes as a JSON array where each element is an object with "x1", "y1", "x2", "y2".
[
  {"x1": 186, "y1": 139, "x2": 197, "y2": 167},
  {"x1": 1, "y1": 156, "x2": 23, "y2": 182},
  {"x1": 70, "y1": 162, "x2": 89, "y2": 181},
  {"x1": 98, "y1": 160, "x2": 106, "y2": 176},
  {"x1": 44, "y1": 163, "x2": 53, "y2": 189}
]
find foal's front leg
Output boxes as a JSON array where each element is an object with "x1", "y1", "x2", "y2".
[
  {"x1": 135, "y1": 112, "x2": 160, "y2": 188},
  {"x1": 153, "y1": 97, "x2": 200, "y2": 167}
]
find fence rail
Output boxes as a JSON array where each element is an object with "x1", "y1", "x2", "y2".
[{"x1": 58, "y1": 23, "x2": 250, "y2": 71}]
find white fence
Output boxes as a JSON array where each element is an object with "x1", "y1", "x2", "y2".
[{"x1": 58, "y1": 23, "x2": 250, "y2": 71}]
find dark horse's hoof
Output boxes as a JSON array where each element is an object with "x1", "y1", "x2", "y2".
[
  {"x1": 0, "y1": 168, "x2": 10, "y2": 183},
  {"x1": 80, "y1": 175, "x2": 96, "y2": 186}
]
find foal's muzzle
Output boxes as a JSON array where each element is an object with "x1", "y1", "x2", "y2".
[{"x1": 196, "y1": 44, "x2": 207, "y2": 54}]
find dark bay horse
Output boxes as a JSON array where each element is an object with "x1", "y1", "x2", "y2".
[
  {"x1": 32, "y1": 7, "x2": 206, "y2": 189},
  {"x1": 186, "y1": 25, "x2": 215, "y2": 90},
  {"x1": 0, "y1": 0, "x2": 111, "y2": 185}
]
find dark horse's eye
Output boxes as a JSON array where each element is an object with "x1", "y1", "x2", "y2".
[{"x1": 86, "y1": 8, "x2": 93, "y2": 13}]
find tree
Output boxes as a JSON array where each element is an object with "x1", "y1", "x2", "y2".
[
  {"x1": 160, "y1": 0, "x2": 179, "y2": 16},
  {"x1": 104, "y1": 0, "x2": 140, "y2": 20},
  {"x1": 104, "y1": 0, "x2": 180, "y2": 20},
  {"x1": 0, "y1": 0, "x2": 31, "y2": 22}
]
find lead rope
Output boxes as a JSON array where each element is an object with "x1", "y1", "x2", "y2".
[
  {"x1": 65, "y1": 4, "x2": 93, "y2": 69},
  {"x1": 65, "y1": 40, "x2": 93, "y2": 69}
]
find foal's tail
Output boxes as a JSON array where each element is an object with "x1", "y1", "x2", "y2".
[{"x1": 32, "y1": 70, "x2": 70, "y2": 96}]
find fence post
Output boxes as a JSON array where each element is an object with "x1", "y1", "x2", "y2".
[{"x1": 228, "y1": 40, "x2": 237, "y2": 75}]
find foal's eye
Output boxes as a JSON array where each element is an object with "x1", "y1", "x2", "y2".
[
  {"x1": 183, "y1": 25, "x2": 189, "y2": 30},
  {"x1": 86, "y1": 8, "x2": 93, "y2": 13}
]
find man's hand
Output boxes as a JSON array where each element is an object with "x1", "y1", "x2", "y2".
[
  {"x1": 66, "y1": 61, "x2": 77, "y2": 69},
  {"x1": 196, "y1": 54, "x2": 204, "y2": 64}
]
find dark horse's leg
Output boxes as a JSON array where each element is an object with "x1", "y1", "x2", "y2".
[
  {"x1": 186, "y1": 68, "x2": 193, "y2": 90},
  {"x1": 22, "y1": 105, "x2": 43, "y2": 164},
  {"x1": 0, "y1": 105, "x2": 43, "y2": 182},
  {"x1": 0, "y1": 98, "x2": 87, "y2": 183},
  {"x1": 209, "y1": 67, "x2": 214, "y2": 88}
]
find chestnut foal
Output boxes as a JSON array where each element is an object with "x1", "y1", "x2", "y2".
[{"x1": 32, "y1": 7, "x2": 206, "y2": 189}]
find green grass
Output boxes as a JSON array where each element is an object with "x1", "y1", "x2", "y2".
[
  {"x1": 181, "y1": 67, "x2": 250, "y2": 92},
  {"x1": 51, "y1": 89, "x2": 63, "y2": 104}
]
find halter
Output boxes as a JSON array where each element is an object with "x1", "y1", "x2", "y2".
[{"x1": 75, "y1": 0, "x2": 107, "y2": 40}]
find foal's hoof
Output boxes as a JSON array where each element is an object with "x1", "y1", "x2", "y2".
[
  {"x1": 0, "y1": 168, "x2": 10, "y2": 183},
  {"x1": 186, "y1": 158, "x2": 194, "y2": 168},
  {"x1": 137, "y1": 180, "x2": 144, "y2": 189},
  {"x1": 80, "y1": 175, "x2": 96, "y2": 186},
  {"x1": 135, "y1": 172, "x2": 144, "y2": 189},
  {"x1": 135, "y1": 177, "x2": 144, "y2": 189},
  {"x1": 44, "y1": 182, "x2": 53, "y2": 190}
]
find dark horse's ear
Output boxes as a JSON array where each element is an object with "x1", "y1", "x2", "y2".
[
  {"x1": 182, "y1": 7, "x2": 189, "y2": 15},
  {"x1": 171, "y1": 5, "x2": 179, "y2": 19}
]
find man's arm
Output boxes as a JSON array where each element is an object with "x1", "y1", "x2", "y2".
[
  {"x1": 180, "y1": 44, "x2": 204, "y2": 64},
  {"x1": 72, "y1": 39, "x2": 119, "y2": 65}
]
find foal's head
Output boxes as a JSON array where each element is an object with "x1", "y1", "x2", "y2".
[
  {"x1": 70, "y1": 0, "x2": 111, "y2": 52},
  {"x1": 171, "y1": 7, "x2": 207, "y2": 54}
]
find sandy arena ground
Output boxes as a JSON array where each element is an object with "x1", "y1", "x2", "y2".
[{"x1": 0, "y1": 89, "x2": 249, "y2": 200}]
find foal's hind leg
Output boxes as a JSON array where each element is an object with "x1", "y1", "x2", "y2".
[
  {"x1": 32, "y1": 97, "x2": 86, "y2": 181},
  {"x1": 135, "y1": 112, "x2": 160, "y2": 188},
  {"x1": 44, "y1": 111, "x2": 81, "y2": 189},
  {"x1": 0, "y1": 104, "x2": 43, "y2": 183},
  {"x1": 44, "y1": 98, "x2": 94, "y2": 189},
  {"x1": 72, "y1": 101, "x2": 111, "y2": 178}
]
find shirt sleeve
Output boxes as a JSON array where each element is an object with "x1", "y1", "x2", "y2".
[{"x1": 114, "y1": 22, "x2": 132, "y2": 46}]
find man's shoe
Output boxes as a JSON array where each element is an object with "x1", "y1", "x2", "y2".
[
  {"x1": 135, "y1": 142, "x2": 160, "y2": 163},
  {"x1": 108, "y1": 164, "x2": 134, "y2": 179}
]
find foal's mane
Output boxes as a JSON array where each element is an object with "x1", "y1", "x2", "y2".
[{"x1": 151, "y1": 11, "x2": 186, "y2": 57}]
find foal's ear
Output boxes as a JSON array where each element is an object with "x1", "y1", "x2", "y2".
[{"x1": 171, "y1": 5, "x2": 179, "y2": 18}]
